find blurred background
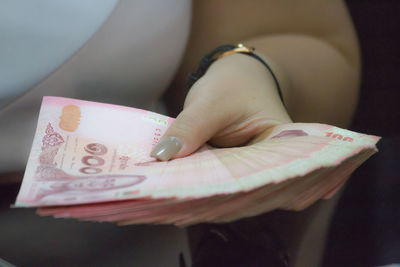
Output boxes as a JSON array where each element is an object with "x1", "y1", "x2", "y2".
[{"x1": 323, "y1": 0, "x2": 400, "y2": 266}]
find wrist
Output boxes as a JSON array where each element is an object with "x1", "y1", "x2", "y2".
[
  {"x1": 206, "y1": 54, "x2": 292, "y2": 124},
  {"x1": 209, "y1": 53, "x2": 287, "y2": 104},
  {"x1": 188, "y1": 44, "x2": 287, "y2": 106}
]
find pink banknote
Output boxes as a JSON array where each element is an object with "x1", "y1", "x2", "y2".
[{"x1": 15, "y1": 96, "x2": 380, "y2": 208}]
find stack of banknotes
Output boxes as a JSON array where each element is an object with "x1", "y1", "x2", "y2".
[{"x1": 14, "y1": 97, "x2": 380, "y2": 226}]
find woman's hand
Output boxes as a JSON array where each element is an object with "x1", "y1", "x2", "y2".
[{"x1": 150, "y1": 53, "x2": 292, "y2": 161}]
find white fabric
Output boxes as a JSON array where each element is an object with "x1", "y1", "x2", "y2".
[{"x1": 0, "y1": 0, "x2": 119, "y2": 108}]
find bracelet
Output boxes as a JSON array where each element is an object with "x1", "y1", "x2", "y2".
[{"x1": 187, "y1": 44, "x2": 285, "y2": 105}]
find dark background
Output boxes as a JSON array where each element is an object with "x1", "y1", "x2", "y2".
[{"x1": 323, "y1": 1, "x2": 400, "y2": 266}]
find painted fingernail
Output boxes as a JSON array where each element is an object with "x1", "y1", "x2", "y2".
[{"x1": 150, "y1": 136, "x2": 182, "y2": 161}]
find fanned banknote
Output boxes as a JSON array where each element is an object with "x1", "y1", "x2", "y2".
[{"x1": 15, "y1": 97, "x2": 380, "y2": 225}]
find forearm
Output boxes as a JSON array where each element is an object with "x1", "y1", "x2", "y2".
[{"x1": 244, "y1": 34, "x2": 360, "y2": 128}]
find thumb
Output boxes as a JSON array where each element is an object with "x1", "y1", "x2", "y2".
[{"x1": 150, "y1": 100, "x2": 234, "y2": 161}]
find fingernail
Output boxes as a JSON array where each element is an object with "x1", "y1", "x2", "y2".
[{"x1": 150, "y1": 136, "x2": 182, "y2": 161}]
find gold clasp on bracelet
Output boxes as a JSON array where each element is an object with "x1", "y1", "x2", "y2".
[{"x1": 214, "y1": 43, "x2": 255, "y2": 60}]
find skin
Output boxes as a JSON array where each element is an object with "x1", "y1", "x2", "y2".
[{"x1": 160, "y1": 0, "x2": 360, "y2": 159}]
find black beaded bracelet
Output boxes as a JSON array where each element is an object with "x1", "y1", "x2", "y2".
[{"x1": 187, "y1": 44, "x2": 285, "y2": 105}]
